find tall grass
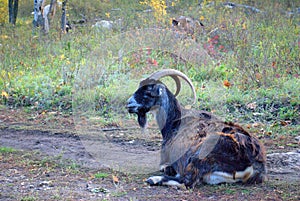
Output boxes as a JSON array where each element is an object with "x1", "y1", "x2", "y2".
[{"x1": 0, "y1": 0, "x2": 299, "y2": 126}]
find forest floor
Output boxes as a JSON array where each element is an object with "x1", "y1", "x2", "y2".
[{"x1": 0, "y1": 107, "x2": 299, "y2": 201}]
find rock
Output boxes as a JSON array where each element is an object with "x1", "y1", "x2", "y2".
[
  {"x1": 86, "y1": 183, "x2": 110, "y2": 194},
  {"x1": 92, "y1": 20, "x2": 114, "y2": 30},
  {"x1": 267, "y1": 151, "x2": 300, "y2": 174},
  {"x1": 247, "y1": 102, "x2": 257, "y2": 110},
  {"x1": 38, "y1": 180, "x2": 53, "y2": 187},
  {"x1": 92, "y1": 19, "x2": 123, "y2": 30}
]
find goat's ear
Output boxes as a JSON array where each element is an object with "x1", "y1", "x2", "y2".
[
  {"x1": 151, "y1": 85, "x2": 163, "y2": 97},
  {"x1": 172, "y1": 19, "x2": 179, "y2": 26}
]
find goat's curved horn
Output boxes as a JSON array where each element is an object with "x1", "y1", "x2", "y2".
[
  {"x1": 140, "y1": 69, "x2": 197, "y2": 104},
  {"x1": 140, "y1": 73, "x2": 181, "y2": 97}
]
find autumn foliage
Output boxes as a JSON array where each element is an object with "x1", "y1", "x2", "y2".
[{"x1": 0, "y1": 0, "x2": 8, "y2": 24}]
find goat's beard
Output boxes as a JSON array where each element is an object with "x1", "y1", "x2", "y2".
[{"x1": 137, "y1": 112, "x2": 147, "y2": 128}]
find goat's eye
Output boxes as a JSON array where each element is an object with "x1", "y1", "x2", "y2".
[{"x1": 144, "y1": 91, "x2": 152, "y2": 97}]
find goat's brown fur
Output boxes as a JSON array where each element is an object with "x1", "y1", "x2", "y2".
[
  {"x1": 127, "y1": 70, "x2": 266, "y2": 188},
  {"x1": 160, "y1": 108, "x2": 266, "y2": 187},
  {"x1": 172, "y1": 16, "x2": 205, "y2": 40}
]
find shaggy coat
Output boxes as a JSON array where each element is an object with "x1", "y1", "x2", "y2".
[{"x1": 127, "y1": 78, "x2": 266, "y2": 188}]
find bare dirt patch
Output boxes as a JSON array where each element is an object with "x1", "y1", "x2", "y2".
[{"x1": 0, "y1": 107, "x2": 299, "y2": 200}]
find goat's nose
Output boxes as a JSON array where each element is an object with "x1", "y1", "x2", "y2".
[
  {"x1": 126, "y1": 96, "x2": 135, "y2": 108},
  {"x1": 126, "y1": 96, "x2": 141, "y2": 113},
  {"x1": 126, "y1": 96, "x2": 134, "y2": 105}
]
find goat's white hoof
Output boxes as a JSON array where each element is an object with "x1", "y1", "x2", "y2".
[{"x1": 146, "y1": 176, "x2": 163, "y2": 185}]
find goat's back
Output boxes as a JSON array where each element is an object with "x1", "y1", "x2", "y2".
[{"x1": 161, "y1": 109, "x2": 266, "y2": 185}]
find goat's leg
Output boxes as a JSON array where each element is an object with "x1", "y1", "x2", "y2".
[
  {"x1": 202, "y1": 166, "x2": 253, "y2": 184},
  {"x1": 184, "y1": 159, "x2": 263, "y2": 186},
  {"x1": 160, "y1": 164, "x2": 177, "y2": 176},
  {"x1": 146, "y1": 175, "x2": 185, "y2": 188}
]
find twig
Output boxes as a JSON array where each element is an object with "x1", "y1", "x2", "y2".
[{"x1": 223, "y1": 2, "x2": 262, "y2": 13}]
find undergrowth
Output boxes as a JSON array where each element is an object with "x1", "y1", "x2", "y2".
[{"x1": 0, "y1": 0, "x2": 299, "y2": 127}]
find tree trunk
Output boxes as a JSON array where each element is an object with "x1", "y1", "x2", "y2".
[
  {"x1": 48, "y1": 0, "x2": 57, "y2": 19},
  {"x1": 61, "y1": 0, "x2": 68, "y2": 33},
  {"x1": 33, "y1": 0, "x2": 38, "y2": 27},
  {"x1": 43, "y1": 0, "x2": 57, "y2": 33},
  {"x1": 13, "y1": 0, "x2": 18, "y2": 24},
  {"x1": 8, "y1": 0, "x2": 19, "y2": 25},
  {"x1": 8, "y1": 0, "x2": 13, "y2": 23},
  {"x1": 33, "y1": 0, "x2": 44, "y2": 28}
]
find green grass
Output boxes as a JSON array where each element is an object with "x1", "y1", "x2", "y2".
[
  {"x1": 94, "y1": 172, "x2": 110, "y2": 179},
  {"x1": 0, "y1": 0, "x2": 299, "y2": 127},
  {"x1": 0, "y1": 146, "x2": 16, "y2": 153},
  {"x1": 20, "y1": 196, "x2": 37, "y2": 201}
]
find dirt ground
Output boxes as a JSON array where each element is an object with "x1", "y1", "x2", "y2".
[{"x1": 0, "y1": 107, "x2": 299, "y2": 201}]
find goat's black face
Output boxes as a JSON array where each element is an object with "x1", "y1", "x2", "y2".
[{"x1": 126, "y1": 84, "x2": 164, "y2": 128}]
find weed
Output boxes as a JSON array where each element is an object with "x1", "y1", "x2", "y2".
[
  {"x1": 94, "y1": 172, "x2": 110, "y2": 179},
  {"x1": 241, "y1": 189, "x2": 251, "y2": 195},
  {"x1": 111, "y1": 191, "x2": 128, "y2": 197},
  {"x1": 20, "y1": 196, "x2": 37, "y2": 201},
  {"x1": 224, "y1": 188, "x2": 236, "y2": 194},
  {"x1": 67, "y1": 162, "x2": 81, "y2": 170},
  {"x1": 51, "y1": 194, "x2": 61, "y2": 200},
  {"x1": 0, "y1": 146, "x2": 16, "y2": 153},
  {"x1": 0, "y1": 0, "x2": 299, "y2": 129}
]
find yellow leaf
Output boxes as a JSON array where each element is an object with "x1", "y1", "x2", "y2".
[
  {"x1": 242, "y1": 22, "x2": 247, "y2": 30},
  {"x1": 1, "y1": 91, "x2": 9, "y2": 98},
  {"x1": 25, "y1": 20, "x2": 32, "y2": 25},
  {"x1": 0, "y1": 35, "x2": 9, "y2": 39},
  {"x1": 112, "y1": 175, "x2": 119, "y2": 183},
  {"x1": 139, "y1": 1, "x2": 147, "y2": 5},
  {"x1": 223, "y1": 80, "x2": 231, "y2": 88}
]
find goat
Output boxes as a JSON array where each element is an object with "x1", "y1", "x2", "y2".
[
  {"x1": 172, "y1": 16, "x2": 205, "y2": 40},
  {"x1": 126, "y1": 69, "x2": 266, "y2": 188}
]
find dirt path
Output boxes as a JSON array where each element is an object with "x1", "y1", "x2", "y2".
[
  {"x1": 0, "y1": 127, "x2": 98, "y2": 167},
  {"x1": 0, "y1": 126, "x2": 299, "y2": 200},
  {"x1": 0, "y1": 126, "x2": 161, "y2": 173},
  {"x1": 0, "y1": 108, "x2": 299, "y2": 200}
]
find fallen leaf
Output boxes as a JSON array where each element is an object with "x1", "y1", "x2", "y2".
[
  {"x1": 112, "y1": 175, "x2": 119, "y2": 183},
  {"x1": 280, "y1": 120, "x2": 291, "y2": 126},
  {"x1": 247, "y1": 102, "x2": 257, "y2": 110},
  {"x1": 223, "y1": 80, "x2": 231, "y2": 88},
  {"x1": 1, "y1": 91, "x2": 9, "y2": 98},
  {"x1": 60, "y1": 54, "x2": 65, "y2": 60},
  {"x1": 252, "y1": 122, "x2": 262, "y2": 127},
  {"x1": 242, "y1": 22, "x2": 247, "y2": 30}
]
